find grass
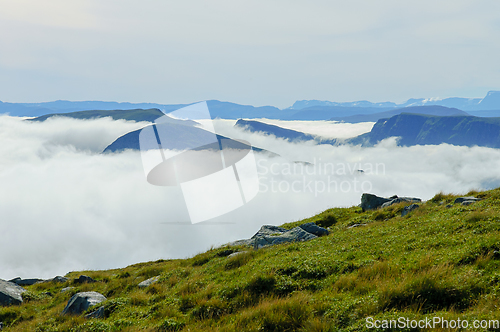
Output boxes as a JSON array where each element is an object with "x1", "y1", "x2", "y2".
[{"x1": 3, "y1": 188, "x2": 500, "y2": 331}]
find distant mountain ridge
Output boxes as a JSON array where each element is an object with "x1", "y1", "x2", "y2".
[
  {"x1": 2, "y1": 90, "x2": 500, "y2": 120},
  {"x1": 348, "y1": 113, "x2": 500, "y2": 148}
]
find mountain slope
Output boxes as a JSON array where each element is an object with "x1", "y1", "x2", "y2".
[
  {"x1": 3, "y1": 188, "x2": 500, "y2": 331},
  {"x1": 349, "y1": 113, "x2": 500, "y2": 148},
  {"x1": 331, "y1": 105, "x2": 469, "y2": 123}
]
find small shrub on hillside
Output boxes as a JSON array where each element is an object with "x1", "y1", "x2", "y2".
[
  {"x1": 245, "y1": 274, "x2": 276, "y2": 296},
  {"x1": 317, "y1": 213, "x2": 337, "y2": 228}
]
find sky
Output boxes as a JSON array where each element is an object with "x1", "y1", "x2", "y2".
[
  {"x1": 0, "y1": 0, "x2": 499, "y2": 108},
  {"x1": 2, "y1": 115, "x2": 500, "y2": 279}
]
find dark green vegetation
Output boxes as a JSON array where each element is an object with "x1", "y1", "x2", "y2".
[
  {"x1": 28, "y1": 109, "x2": 166, "y2": 123},
  {"x1": 4, "y1": 188, "x2": 500, "y2": 331},
  {"x1": 349, "y1": 113, "x2": 500, "y2": 148}
]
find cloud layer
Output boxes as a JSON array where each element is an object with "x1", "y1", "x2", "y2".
[{"x1": 2, "y1": 116, "x2": 500, "y2": 279}]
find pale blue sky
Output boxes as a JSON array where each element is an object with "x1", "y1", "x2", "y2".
[{"x1": 0, "y1": 0, "x2": 499, "y2": 108}]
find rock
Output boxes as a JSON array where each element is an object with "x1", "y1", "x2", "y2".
[
  {"x1": 8, "y1": 277, "x2": 43, "y2": 286},
  {"x1": 138, "y1": 276, "x2": 160, "y2": 288},
  {"x1": 446, "y1": 204, "x2": 453, "y2": 208},
  {"x1": 461, "y1": 200, "x2": 476, "y2": 206},
  {"x1": 401, "y1": 204, "x2": 420, "y2": 217},
  {"x1": 253, "y1": 227, "x2": 317, "y2": 249},
  {"x1": 61, "y1": 287, "x2": 74, "y2": 293},
  {"x1": 85, "y1": 306, "x2": 105, "y2": 319},
  {"x1": 381, "y1": 197, "x2": 422, "y2": 208},
  {"x1": 52, "y1": 276, "x2": 68, "y2": 283},
  {"x1": 298, "y1": 222, "x2": 329, "y2": 236},
  {"x1": 62, "y1": 291, "x2": 106, "y2": 315},
  {"x1": 228, "y1": 239, "x2": 255, "y2": 247},
  {"x1": 360, "y1": 193, "x2": 393, "y2": 211},
  {"x1": 454, "y1": 197, "x2": 481, "y2": 204},
  {"x1": 251, "y1": 225, "x2": 288, "y2": 239},
  {"x1": 0, "y1": 279, "x2": 26, "y2": 306},
  {"x1": 347, "y1": 223, "x2": 367, "y2": 229},
  {"x1": 75, "y1": 275, "x2": 96, "y2": 284},
  {"x1": 227, "y1": 251, "x2": 249, "y2": 259},
  {"x1": 0, "y1": 321, "x2": 3, "y2": 330}
]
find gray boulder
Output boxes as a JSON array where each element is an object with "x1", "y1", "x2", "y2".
[
  {"x1": 227, "y1": 239, "x2": 254, "y2": 247},
  {"x1": 52, "y1": 276, "x2": 68, "y2": 283},
  {"x1": 75, "y1": 275, "x2": 96, "y2": 284},
  {"x1": 9, "y1": 277, "x2": 43, "y2": 286},
  {"x1": 298, "y1": 222, "x2": 329, "y2": 236},
  {"x1": 381, "y1": 197, "x2": 422, "y2": 208},
  {"x1": 61, "y1": 287, "x2": 74, "y2": 293},
  {"x1": 360, "y1": 193, "x2": 393, "y2": 211},
  {"x1": 0, "y1": 279, "x2": 26, "y2": 306},
  {"x1": 454, "y1": 197, "x2": 481, "y2": 204},
  {"x1": 227, "y1": 251, "x2": 249, "y2": 259},
  {"x1": 84, "y1": 306, "x2": 105, "y2": 319},
  {"x1": 461, "y1": 200, "x2": 476, "y2": 206},
  {"x1": 62, "y1": 291, "x2": 106, "y2": 315},
  {"x1": 253, "y1": 227, "x2": 317, "y2": 249},
  {"x1": 251, "y1": 225, "x2": 288, "y2": 238},
  {"x1": 401, "y1": 204, "x2": 420, "y2": 217},
  {"x1": 138, "y1": 276, "x2": 160, "y2": 288}
]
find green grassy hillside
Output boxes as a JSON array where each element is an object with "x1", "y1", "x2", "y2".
[{"x1": 3, "y1": 188, "x2": 500, "y2": 331}]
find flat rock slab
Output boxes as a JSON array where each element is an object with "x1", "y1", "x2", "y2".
[
  {"x1": 454, "y1": 197, "x2": 481, "y2": 204},
  {"x1": 0, "y1": 279, "x2": 26, "y2": 306},
  {"x1": 254, "y1": 227, "x2": 317, "y2": 249},
  {"x1": 381, "y1": 197, "x2": 422, "y2": 208},
  {"x1": 360, "y1": 193, "x2": 393, "y2": 211},
  {"x1": 62, "y1": 291, "x2": 106, "y2": 315},
  {"x1": 251, "y1": 225, "x2": 288, "y2": 239},
  {"x1": 347, "y1": 223, "x2": 367, "y2": 229},
  {"x1": 9, "y1": 277, "x2": 43, "y2": 286},
  {"x1": 138, "y1": 276, "x2": 160, "y2": 288},
  {"x1": 298, "y1": 222, "x2": 329, "y2": 236}
]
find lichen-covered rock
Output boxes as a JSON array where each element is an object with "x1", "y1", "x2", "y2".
[
  {"x1": 0, "y1": 279, "x2": 26, "y2": 306},
  {"x1": 52, "y1": 276, "x2": 68, "y2": 283},
  {"x1": 250, "y1": 225, "x2": 288, "y2": 239},
  {"x1": 62, "y1": 291, "x2": 106, "y2": 315}
]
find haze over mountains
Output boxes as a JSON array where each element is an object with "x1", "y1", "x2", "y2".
[{"x1": 3, "y1": 91, "x2": 500, "y2": 120}]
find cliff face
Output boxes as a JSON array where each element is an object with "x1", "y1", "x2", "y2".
[{"x1": 352, "y1": 113, "x2": 500, "y2": 148}]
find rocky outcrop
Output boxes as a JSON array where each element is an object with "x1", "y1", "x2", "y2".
[
  {"x1": 229, "y1": 223, "x2": 327, "y2": 249},
  {"x1": 360, "y1": 193, "x2": 393, "y2": 211},
  {"x1": 382, "y1": 197, "x2": 422, "y2": 208},
  {"x1": 360, "y1": 193, "x2": 422, "y2": 211},
  {"x1": 75, "y1": 275, "x2": 96, "y2": 284},
  {"x1": 52, "y1": 276, "x2": 68, "y2": 283},
  {"x1": 0, "y1": 279, "x2": 26, "y2": 306},
  {"x1": 9, "y1": 277, "x2": 43, "y2": 286},
  {"x1": 62, "y1": 291, "x2": 106, "y2": 315},
  {"x1": 138, "y1": 276, "x2": 160, "y2": 288},
  {"x1": 454, "y1": 197, "x2": 481, "y2": 205},
  {"x1": 402, "y1": 204, "x2": 420, "y2": 217},
  {"x1": 298, "y1": 222, "x2": 329, "y2": 236}
]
